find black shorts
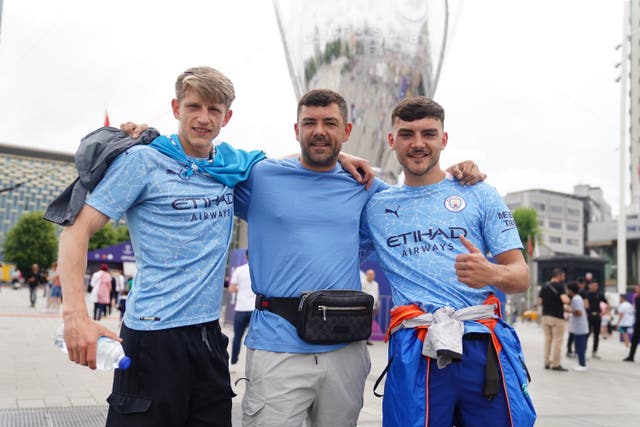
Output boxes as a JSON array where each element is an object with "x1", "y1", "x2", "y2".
[{"x1": 106, "y1": 321, "x2": 234, "y2": 427}]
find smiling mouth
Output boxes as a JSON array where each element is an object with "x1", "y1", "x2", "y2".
[{"x1": 193, "y1": 127, "x2": 211, "y2": 134}]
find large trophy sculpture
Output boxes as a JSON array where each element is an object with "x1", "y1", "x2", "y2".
[{"x1": 273, "y1": 0, "x2": 450, "y2": 183}]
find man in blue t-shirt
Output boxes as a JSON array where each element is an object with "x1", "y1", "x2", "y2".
[
  {"x1": 57, "y1": 66, "x2": 264, "y2": 427},
  {"x1": 361, "y1": 97, "x2": 536, "y2": 427}
]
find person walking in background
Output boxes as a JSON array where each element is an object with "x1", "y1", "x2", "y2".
[
  {"x1": 46, "y1": 262, "x2": 62, "y2": 312},
  {"x1": 539, "y1": 268, "x2": 570, "y2": 371},
  {"x1": 361, "y1": 269, "x2": 380, "y2": 345},
  {"x1": 616, "y1": 293, "x2": 635, "y2": 347},
  {"x1": 24, "y1": 263, "x2": 47, "y2": 308},
  {"x1": 228, "y1": 250, "x2": 255, "y2": 371},
  {"x1": 623, "y1": 284, "x2": 640, "y2": 361},
  {"x1": 566, "y1": 276, "x2": 588, "y2": 358},
  {"x1": 567, "y1": 282, "x2": 588, "y2": 371},
  {"x1": 93, "y1": 264, "x2": 112, "y2": 321},
  {"x1": 585, "y1": 281, "x2": 607, "y2": 359}
]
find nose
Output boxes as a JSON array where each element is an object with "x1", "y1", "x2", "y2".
[{"x1": 196, "y1": 107, "x2": 210, "y2": 123}]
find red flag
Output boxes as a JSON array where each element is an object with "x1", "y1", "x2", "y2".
[
  {"x1": 527, "y1": 236, "x2": 534, "y2": 258},
  {"x1": 104, "y1": 111, "x2": 110, "y2": 127}
]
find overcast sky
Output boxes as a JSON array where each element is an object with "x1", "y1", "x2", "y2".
[{"x1": 0, "y1": 0, "x2": 625, "y2": 215}]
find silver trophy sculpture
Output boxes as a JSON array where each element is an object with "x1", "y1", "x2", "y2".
[{"x1": 273, "y1": 0, "x2": 451, "y2": 182}]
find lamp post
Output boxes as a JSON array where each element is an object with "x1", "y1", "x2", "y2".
[{"x1": 617, "y1": 0, "x2": 629, "y2": 295}]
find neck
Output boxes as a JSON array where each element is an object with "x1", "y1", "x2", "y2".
[{"x1": 404, "y1": 168, "x2": 446, "y2": 187}]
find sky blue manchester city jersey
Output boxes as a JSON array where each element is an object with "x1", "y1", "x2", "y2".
[
  {"x1": 235, "y1": 158, "x2": 384, "y2": 353},
  {"x1": 362, "y1": 177, "x2": 522, "y2": 332},
  {"x1": 87, "y1": 145, "x2": 234, "y2": 330}
]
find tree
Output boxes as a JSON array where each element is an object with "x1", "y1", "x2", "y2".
[
  {"x1": 513, "y1": 207, "x2": 540, "y2": 262},
  {"x1": 88, "y1": 222, "x2": 130, "y2": 251},
  {"x1": 3, "y1": 211, "x2": 58, "y2": 275}
]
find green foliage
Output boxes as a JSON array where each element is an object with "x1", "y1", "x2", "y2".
[
  {"x1": 3, "y1": 211, "x2": 58, "y2": 274},
  {"x1": 513, "y1": 207, "x2": 540, "y2": 261},
  {"x1": 88, "y1": 222, "x2": 129, "y2": 251}
]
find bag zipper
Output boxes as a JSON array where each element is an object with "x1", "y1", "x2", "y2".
[{"x1": 317, "y1": 305, "x2": 368, "y2": 321}]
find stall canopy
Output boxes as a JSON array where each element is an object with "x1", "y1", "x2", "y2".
[{"x1": 87, "y1": 241, "x2": 135, "y2": 263}]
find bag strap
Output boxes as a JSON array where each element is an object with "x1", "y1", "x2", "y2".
[{"x1": 255, "y1": 295, "x2": 300, "y2": 326}]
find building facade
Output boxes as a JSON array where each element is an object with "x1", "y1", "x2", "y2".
[
  {"x1": 0, "y1": 144, "x2": 76, "y2": 251},
  {"x1": 504, "y1": 186, "x2": 611, "y2": 257}
]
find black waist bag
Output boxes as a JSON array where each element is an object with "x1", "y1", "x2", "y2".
[{"x1": 297, "y1": 290, "x2": 374, "y2": 344}]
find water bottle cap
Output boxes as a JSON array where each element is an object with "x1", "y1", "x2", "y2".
[{"x1": 118, "y1": 356, "x2": 132, "y2": 370}]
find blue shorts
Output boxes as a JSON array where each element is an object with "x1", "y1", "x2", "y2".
[
  {"x1": 50, "y1": 286, "x2": 62, "y2": 298},
  {"x1": 383, "y1": 321, "x2": 535, "y2": 427}
]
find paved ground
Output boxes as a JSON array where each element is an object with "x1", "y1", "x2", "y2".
[{"x1": 0, "y1": 283, "x2": 638, "y2": 426}]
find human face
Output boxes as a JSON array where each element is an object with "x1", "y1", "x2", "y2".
[
  {"x1": 171, "y1": 88, "x2": 232, "y2": 158},
  {"x1": 294, "y1": 103, "x2": 352, "y2": 171},
  {"x1": 388, "y1": 116, "x2": 447, "y2": 186}
]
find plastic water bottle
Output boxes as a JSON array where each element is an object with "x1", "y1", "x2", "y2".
[{"x1": 54, "y1": 324, "x2": 131, "y2": 371}]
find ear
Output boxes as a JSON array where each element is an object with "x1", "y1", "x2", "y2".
[
  {"x1": 387, "y1": 131, "x2": 396, "y2": 150},
  {"x1": 221, "y1": 109, "x2": 233, "y2": 127},
  {"x1": 441, "y1": 131, "x2": 448, "y2": 149},
  {"x1": 342, "y1": 122, "x2": 353, "y2": 143},
  {"x1": 171, "y1": 99, "x2": 180, "y2": 119},
  {"x1": 294, "y1": 122, "x2": 301, "y2": 142}
]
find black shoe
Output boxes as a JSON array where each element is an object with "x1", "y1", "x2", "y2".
[
  {"x1": 591, "y1": 353, "x2": 601, "y2": 360},
  {"x1": 366, "y1": 340, "x2": 373, "y2": 346},
  {"x1": 623, "y1": 357, "x2": 634, "y2": 362},
  {"x1": 544, "y1": 364, "x2": 550, "y2": 369},
  {"x1": 566, "y1": 353, "x2": 576, "y2": 359},
  {"x1": 550, "y1": 365, "x2": 568, "y2": 372}
]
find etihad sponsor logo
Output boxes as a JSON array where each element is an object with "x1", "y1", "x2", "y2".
[
  {"x1": 171, "y1": 193, "x2": 234, "y2": 210},
  {"x1": 444, "y1": 195, "x2": 466, "y2": 212},
  {"x1": 386, "y1": 227, "x2": 467, "y2": 247},
  {"x1": 190, "y1": 208, "x2": 233, "y2": 222}
]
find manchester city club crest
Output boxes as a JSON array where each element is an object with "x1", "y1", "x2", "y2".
[{"x1": 444, "y1": 195, "x2": 466, "y2": 212}]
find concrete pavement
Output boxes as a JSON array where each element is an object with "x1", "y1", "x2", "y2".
[{"x1": 0, "y1": 283, "x2": 638, "y2": 426}]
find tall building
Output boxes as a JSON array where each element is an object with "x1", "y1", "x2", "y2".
[
  {"x1": 0, "y1": 144, "x2": 76, "y2": 250},
  {"x1": 504, "y1": 186, "x2": 611, "y2": 257}
]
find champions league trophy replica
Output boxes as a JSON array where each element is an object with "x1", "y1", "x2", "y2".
[{"x1": 273, "y1": 0, "x2": 451, "y2": 183}]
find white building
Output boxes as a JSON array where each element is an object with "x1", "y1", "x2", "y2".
[{"x1": 504, "y1": 186, "x2": 612, "y2": 257}]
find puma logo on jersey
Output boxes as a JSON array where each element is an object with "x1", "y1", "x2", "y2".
[{"x1": 385, "y1": 206, "x2": 400, "y2": 218}]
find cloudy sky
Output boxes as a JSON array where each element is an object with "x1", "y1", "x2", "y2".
[{"x1": 0, "y1": 0, "x2": 625, "y2": 214}]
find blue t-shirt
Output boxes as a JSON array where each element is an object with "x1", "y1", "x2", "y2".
[
  {"x1": 87, "y1": 145, "x2": 235, "y2": 330},
  {"x1": 234, "y1": 158, "x2": 384, "y2": 353},
  {"x1": 362, "y1": 177, "x2": 522, "y2": 333}
]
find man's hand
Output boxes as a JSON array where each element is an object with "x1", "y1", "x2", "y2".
[
  {"x1": 454, "y1": 235, "x2": 494, "y2": 289},
  {"x1": 120, "y1": 122, "x2": 149, "y2": 139},
  {"x1": 447, "y1": 160, "x2": 487, "y2": 186},
  {"x1": 63, "y1": 314, "x2": 122, "y2": 370},
  {"x1": 337, "y1": 152, "x2": 376, "y2": 190}
]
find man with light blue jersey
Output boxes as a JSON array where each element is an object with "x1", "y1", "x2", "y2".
[
  {"x1": 58, "y1": 66, "x2": 264, "y2": 427},
  {"x1": 361, "y1": 97, "x2": 536, "y2": 427},
  {"x1": 234, "y1": 90, "x2": 484, "y2": 427}
]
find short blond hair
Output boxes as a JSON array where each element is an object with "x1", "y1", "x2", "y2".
[{"x1": 175, "y1": 66, "x2": 235, "y2": 109}]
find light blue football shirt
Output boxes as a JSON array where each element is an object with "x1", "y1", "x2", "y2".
[
  {"x1": 362, "y1": 177, "x2": 522, "y2": 333},
  {"x1": 234, "y1": 158, "x2": 384, "y2": 353},
  {"x1": 87, "y1": 145, "x2": 234, "y2": 330}
]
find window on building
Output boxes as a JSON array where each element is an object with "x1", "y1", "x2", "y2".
[
  {"x1": 566, "y1": 238, "x2": 579, "y2": 246},
  {"x1": 566, "y1": 223, "x2": 579, "y2": 231},
  {"x1": 567, "y1": 208, "x2": 580, "y2": 217},
  {"x1": 549, "y1": 221, "x2": 562, "y2": 229},
  {"x1": 538, "y1": 219, "x2": 544, "y2": 227},
  {"x1": 532, "y1": 202, "x2": 546, "y2": 211},
  {"x1": 549, "y1": 205, "x2": 563, "y2": 214},
  {"x1": 549, "y1": 236, "x2": 562, "y2": 244}
]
